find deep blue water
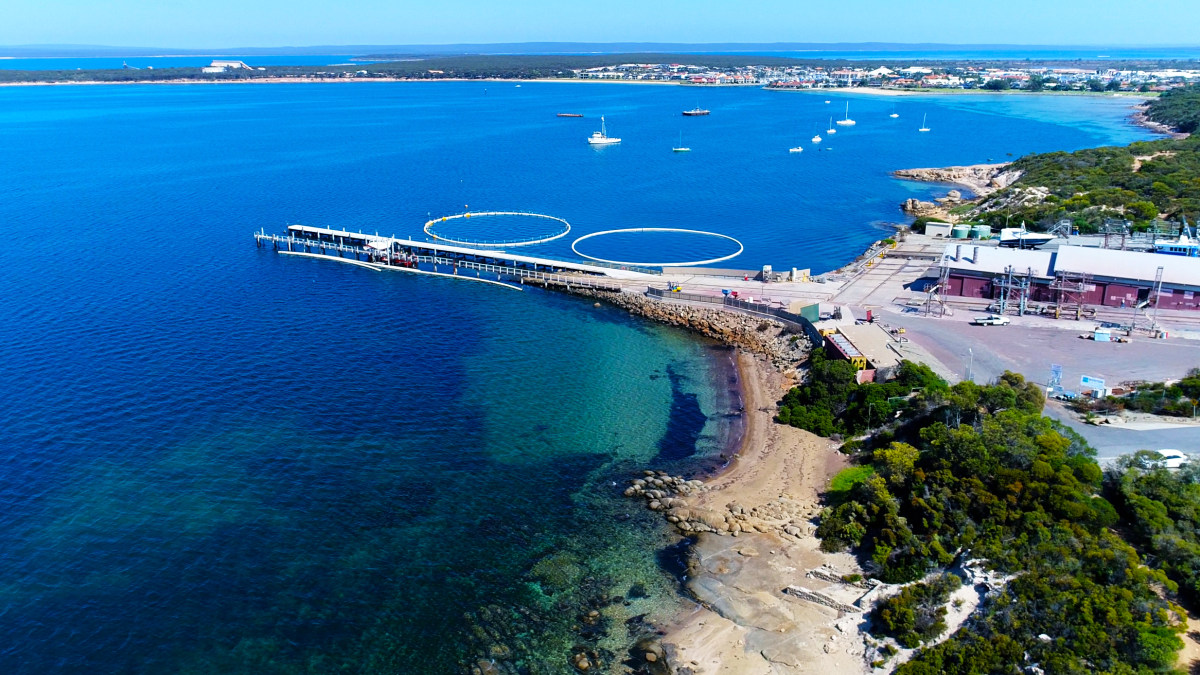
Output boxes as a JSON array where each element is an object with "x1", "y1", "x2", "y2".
[{"x1": 0, "y1": 82, "x2": 1157, "y2": 673}]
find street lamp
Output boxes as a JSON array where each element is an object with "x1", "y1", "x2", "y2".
[{"x1": 966, "y1": 347, "x2": 974, "y2": 383}]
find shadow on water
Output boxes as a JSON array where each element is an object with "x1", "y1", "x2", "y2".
[
  {"x1": 652, "y1": 364, "x2": 707, "y2": 463},
  {"x1": 656, "y1": 536, "x2": 697, "y2": 585}
]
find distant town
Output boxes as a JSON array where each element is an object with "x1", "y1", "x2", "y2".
[
  {"x1": 5, "y1": 53, "x2": 1200, "y2": 93},
  {"x1": 573, "y1": 62, "x2": 1200, "y2": 92}
]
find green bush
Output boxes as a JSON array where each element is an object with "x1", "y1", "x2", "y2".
[
  {"x1": 777, "y1": 348, "x2": 945, "y2": 437},
  {"x1": 807, "y1": 364, "x2": 1187, "y2": 671},
  {"x1": 871, "y1": 574, "x2": 962, "y2": 648}
]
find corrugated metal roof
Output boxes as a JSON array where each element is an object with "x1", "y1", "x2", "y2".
[
  {"x1": 941, "y1": 243, "x2": 1200, "y2": 288},
  {"x1": 940, "y1": 244, "x2": 1055, "y2": 278},
  {"x1": 827, "y1": 333, "x2": 863, "y2": 358},
  {"x1": 1052, "y1": 246, "x2": 1200, "y2": 287}
]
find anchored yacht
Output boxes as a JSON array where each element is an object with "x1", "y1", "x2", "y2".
[{"x1": 836, "y1": 102, "x2": 856, "y2": 126}]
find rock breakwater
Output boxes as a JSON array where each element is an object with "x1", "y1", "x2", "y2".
[{"x1": 556, "y1": 287, "x2": 810, "y2": 372}]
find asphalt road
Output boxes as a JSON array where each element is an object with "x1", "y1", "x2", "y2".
[{"x1": 882, "y1": 312, "x2": 1200, "y2": 461}]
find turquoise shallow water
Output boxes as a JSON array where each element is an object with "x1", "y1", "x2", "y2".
[{"x1": 0, "y1": 82, "x2": 1157, "y2": 673}]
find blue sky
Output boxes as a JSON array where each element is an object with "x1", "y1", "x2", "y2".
[{"x1": 2, "y1": 0, "x2": 1196, "y2": 48}]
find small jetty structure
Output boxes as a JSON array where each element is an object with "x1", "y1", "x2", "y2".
[{"x1": 254, "y1": 223, "x2": 661, "y2": 290}]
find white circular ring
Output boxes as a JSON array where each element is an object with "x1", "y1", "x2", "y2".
[
  {"x1": 424, "y1": 211, "x2": 571, "y2": 247},
  {"x1": 570, "y1": 228, "x2": 744, "y2": 267}
]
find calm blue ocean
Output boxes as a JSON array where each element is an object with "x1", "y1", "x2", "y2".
[{"x1": 0, "y1": 82, "x2": 1156, "y2": 673}]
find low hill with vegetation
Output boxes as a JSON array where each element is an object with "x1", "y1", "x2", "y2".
[
  {"x1": 963, "y1": 134, "x2": 1200, "y2": 233},
  {"x1": 779, "y1": 356, "x2": 1197, "y2": 671},
  {"x1": 942, "y1": 85, "x2": 1200, "y2": 234},
  {"x1": 1148, "y1": 84, "x2": 1200, "y2": 134}
]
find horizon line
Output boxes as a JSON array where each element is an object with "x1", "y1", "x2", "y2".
[{"x1": 4, "y1": 40, "x2": 1200, "y2": 53}]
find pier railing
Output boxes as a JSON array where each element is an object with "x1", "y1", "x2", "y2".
[
  {"x1": 255, "y1": 232, "x2": 660, "y2": 276},
  {"x1": 419, "y1": 257, "x2": 622, "y2": 289},
  {"x1": 256, "y1": 232, "x2": 629, "y2": 289}
]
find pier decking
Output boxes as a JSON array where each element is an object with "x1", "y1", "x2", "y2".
[
  {"x1": 254, "y1": 224, "x2": 844, "y2": 307},
  {"x1": 262, "y1": 225, "x2": 662, "y2": 280}
]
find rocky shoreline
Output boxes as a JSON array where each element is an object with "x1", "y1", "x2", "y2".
[
  {"x1": 1131, "y1": 104, "x2": 1190, "y2": 139},
  {"x1": 454, "y1": 283, "x2": 824, "y2": 675},
  {"x1": 541, "y1": 285, "x2": 812, "y2": 374},
  {"x1": 892, "y1": 162, "x2": 1021, "y2": 198},
  {"x1": 630, "y1": 354, "x2": 868, "y2": 675}
]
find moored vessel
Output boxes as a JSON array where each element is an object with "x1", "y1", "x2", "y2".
[
  {"x1": 587, "y1": 116, "x2": 621, "y2": 145},
  {"x1": 836, "y1": 102, "x2": 856, "y2": 126}
]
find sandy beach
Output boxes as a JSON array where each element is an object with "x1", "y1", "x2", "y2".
[{"x1": 638, "y1": 352, "x2": 871, "y2": 674}]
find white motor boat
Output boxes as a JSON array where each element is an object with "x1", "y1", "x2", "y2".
[{"x1": 587, "y1": 116, "x2": 621, "y2": 145}]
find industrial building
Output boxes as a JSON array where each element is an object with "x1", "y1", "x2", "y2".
[
  {"x1": 821, "y1": 323, "x2": 907, "y2": 383},
  {"x1": 936, "y1": 243, "x2": 1200, "y2": 311},
  {"x1": 202, "y1": 60, "x2": 253, "y2": 73}
]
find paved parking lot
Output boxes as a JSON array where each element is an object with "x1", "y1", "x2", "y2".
[{"x1": 881, "y1": 312, "x2": 1200, "y2": 461}]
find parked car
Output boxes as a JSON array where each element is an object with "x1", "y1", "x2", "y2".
[
  {"x1": 971, "y1": 314, "x2": 1011, "y2": 326},
  {"x1": 1149, "y1": 449, "x2": 1191, "y2": 469}
]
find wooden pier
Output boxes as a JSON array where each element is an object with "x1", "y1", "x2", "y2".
[
  {"x1": 254, "y1": 226, "x2": 654, "y2": 291},
  {"x1": 256, "y1": 225, "x2": 662, "y2": 279}
]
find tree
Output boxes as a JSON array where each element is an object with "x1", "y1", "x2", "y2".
[
  {"x1": 1026, "y1": 74, "x2": 1045, "y2": 92},
  {"x1": 875, "y1": 442, "x2": 920, "y2": 486},
  {"x1": 982, "y1": 79, "x2": 1010, "y2": 91},
  {"x1": 1105, "y1": 79, "x2": 1122, "y2": 91},
  {"x1": 1127, "y1": 200, "x2": 1160, "y2": 221},
  {"x1": 1086, "y1": 78, "x2": 1106, "y2": 92}
]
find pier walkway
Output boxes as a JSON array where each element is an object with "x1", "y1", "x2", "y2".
[
  {"x1": 254, "y1": 225, "x2": 845, "y2": 306},
  {"x1": 259, "y1": 225, "x2": 662, "y2": 279}
]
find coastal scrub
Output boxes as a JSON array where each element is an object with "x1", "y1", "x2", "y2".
[{"x1": 800, "y1": 362, "x2": 1186, "y2": 671}]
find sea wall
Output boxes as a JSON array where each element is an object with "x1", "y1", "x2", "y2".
[{"x1": 533, "y1": 284, "x2": 812, "y2": 371}]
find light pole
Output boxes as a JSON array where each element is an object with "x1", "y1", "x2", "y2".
[
  {"x1": 966, "y1": 347, "x2": 974, "y2": 383},
  {"x1": 867, "y1": 402, "x2": 873, "y2": 430}
]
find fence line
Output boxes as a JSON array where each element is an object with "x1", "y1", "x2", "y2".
[{"x1": 645, "y1": 287, "x2": 824, "y2": 346}]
